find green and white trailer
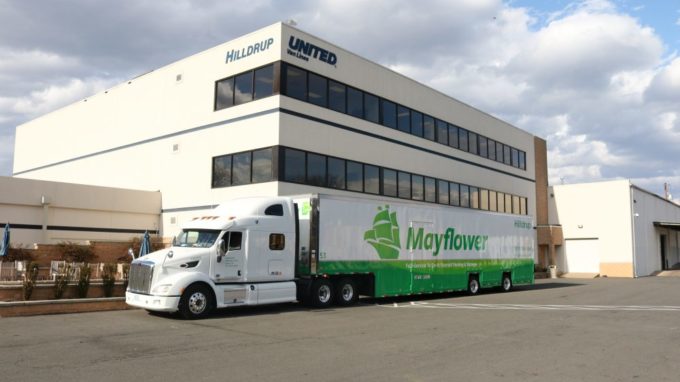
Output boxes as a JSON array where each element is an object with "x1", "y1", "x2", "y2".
[{"x1": 126, "y1": 194, "x2": 535, "y2": 318}]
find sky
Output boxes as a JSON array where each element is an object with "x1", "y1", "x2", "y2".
[{"x1": 0, "y1": 0, "x2": 679, "y2": 198}]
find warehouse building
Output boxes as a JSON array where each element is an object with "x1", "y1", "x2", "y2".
[
  {"x1": 12, "y1": 22, "x2": 548, "y2": 250},
  {"x1": 549, "y1": 180, "x2": 680, "y2": 277}
]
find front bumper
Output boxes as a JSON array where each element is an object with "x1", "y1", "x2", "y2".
[{"x1": 126, "y1": 291, "x2": 180, "y2": 312}]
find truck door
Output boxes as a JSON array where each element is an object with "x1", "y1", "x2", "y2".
[{"x1": 212, "y1": 231, "x2": 244, "y2": 282}]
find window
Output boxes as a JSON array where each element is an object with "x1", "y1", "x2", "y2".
[
  {"x1": 488, "y1": 139, "x2": 496, "y2": 161},
  {"x1": 497, "y1": 192, "x2": 505, "y2": 213},
  {"x1": 480, "y1": 189, "x2": 489, "y2": 210},
  {"x1": 489, "y1": 190, "x2": 497, "y2": 212},
  {"x1": 505, "y1": 193, "x2": 512, "y2": 213},
  {"x1": 252, "y1": 148, "x2": 273, "y2": 183},
  {"x1": 496, "y1": 143, "x2": 504, "y2": 163},
  {"x1": 458, "y1": 128, "x2": 469, "y2": 152},
  {"x1": 460, "y1": 184, "x2": 470, "y2": 208},
  {"x1": 327, "y1": 157, "x2": 346, "y2": 189},
  {"x1": 347, "y1": 87, "x2": 363, "y2": 118},
  {"x1": 398, "y1": 171, "x2": 411, "y2": 199},
  {"x1": 450, "y1": 182, "x2": 460, "y2": 206},
  {"x1": 425, "y1": 177, "x2": 436, "y2": 203},
  {"x1": 512, "y1": 195, "x2": 520, "y2": 214},
  {"x1": 479, "y1": 136, "x2": 488, "y2": 158},
  {"x1": 511, "y1": 148, "x2": 519, "y2": 168},
  {"x1": 503, "y1": 145, "x2": 512, "y2": 165},
  {"x1": 381, "y1": 99, "x2": 397, "y2": 129},
  {"x1": 328, "y1": 80, "x2": 346, "y2": 113},
  {"x1": 284, "y1": 148, "x2": 305, "y2": 183},
  {"x1": 448, "y1": 125, "x2": 459, "y2": 149},
  {"x1": 423, "y1": 115, "x2": 435, "y2": 141},
  {"x1": 347, "y1": 160, "x2": 363, "y2": 192},
  {"x1": 382, "y1": 169, "x2": 397, "y2": 197},
  {"x1": 285, "y1": 65, "x2": 307, "y2": 101},
  {"x1": 269, "y1": 233, "x2": 285, "y2": 250},
  {"x1": 468, "y1": 132, "x2": 478, "y2": 155},
  {"x1": 470, "y1": 186, "x2": 479, "y2": 209},
  {"x1": 227, "y1": 232, "x2": 242, "y2": 251},
  {"x1": 520, "y1": 197, "x2": 527, "y2": 215},
  {"x1": 397, "y1": 106, "x2": 410, "y2": 133},
  {"x1": 306, "y1": 153, "x2": 326, "y2": 186},
  {"x1": 437, "y1": 180, "x2": 449, "y2": 205},
  {"x1": 411, "y1": 175, "x2": 424, "y2": 200},
  {"x1": 519, "y1": 151, "x2": 526, "y2": 170},
  {"x1": 212, "y1": 155, "x2": 232, "y2": 188},
  {"x1": 254, "y1": 65, "x2": 274, "y2": 100},
  {"x1": 364, "y1": 165, "x2": 380, "y2": 194},
  {"x1": 234, "y1": 71, "x2": 254, "y2": 105},
  {"x1": 232, "y1": 152, "x2": 251, "y2": 185},
  {"x1": 411, "y1": 111, "x2": 423, "y2": 137},
  {"x1": 436, "y1": 119, "x2": 448, "y2": 145},
  {"x1": 364, "y1": 93, "x2": 379, "y2": 123},
  {"x1": 215, "y1": 77, "x2": 234, "y2": 110},
  {"x1": 265, "y1": 204, "x2": 284, "y2": 216},
  {"x1": 308, "y1": 73, "x2": 327, "y2": 107}
]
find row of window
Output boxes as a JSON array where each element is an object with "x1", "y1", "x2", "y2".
[
  {"x1": 211, "y1": 146, "x2": 528, "y2": 216},
  {"x1": 214, "y1": 64, "x2": 275, "y2": 111},
  {"x1": 281, "y1": 62, "x2": 527, "y2": 170}
]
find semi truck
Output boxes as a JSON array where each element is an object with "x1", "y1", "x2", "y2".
[{"x1": 126, "y1": 194, "x2": 535, "y2": 319}]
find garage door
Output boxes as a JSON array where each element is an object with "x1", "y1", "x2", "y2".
[{"x1": 563, "y1": 239, "x2": 600, "y2": 273}]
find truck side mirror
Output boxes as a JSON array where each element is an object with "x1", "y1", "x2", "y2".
[{"x1": 217, "y1": 239, "x2": 226, "y2": 260}]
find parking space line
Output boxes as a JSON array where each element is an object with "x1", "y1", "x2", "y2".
[{"x1": 380, "y1": 301, "x2": 680, "y2": 312}]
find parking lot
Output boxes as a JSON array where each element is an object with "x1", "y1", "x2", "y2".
[{"x1": 2, "y1": 277, "x2": 680, "y2": 382}]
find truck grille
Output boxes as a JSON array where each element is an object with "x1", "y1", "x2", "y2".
[{"x1": 128, "y1": 261, "x2": 154, "y2": 294}]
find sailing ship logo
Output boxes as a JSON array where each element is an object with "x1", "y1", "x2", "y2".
[{"x1": 363, "y1": 205, "x2": 401, "y2": 259}]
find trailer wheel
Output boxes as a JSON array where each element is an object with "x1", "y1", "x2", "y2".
[
  {"x1": 334, "y1": 278, "x2": 358, "y2": 306},
  {"x1": 467, "y1": 276, "x2": 480, "y2": 295},
  {"x1": 501, "y1": 273, "x2": 513, "y2": 292},
  {"x1": 178, "y1": 284, "x2": 214, "y2": 319},
  {"x1": 309, "y1": 279, "x2": 333, "y2": 308}
]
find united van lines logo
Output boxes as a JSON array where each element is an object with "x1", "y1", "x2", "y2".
[
  {"x1": 363, "y1": 205, "x2": 401, "y2": 260},
  {"x1": 287, "y1": 35, "x2": 338, "y2": 66}
]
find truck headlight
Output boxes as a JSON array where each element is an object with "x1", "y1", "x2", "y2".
[{"x1": 151, "y1": 284, "x2": 173, "y2": 295}]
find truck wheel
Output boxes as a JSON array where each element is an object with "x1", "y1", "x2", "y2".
[
  {"x1": 501, "y1": 274, "x2": 513, "y2": 292},
  {"x1": 310, "y1": 279, "x2": 333, "y2": 308},
  {"x1": 334, "y1": 278, "x2": 358, "y2": 306},
  {"x1": 467, "y1": 276, "x2": 480, "y2": 295},
  {"x1": 178, "y1": 284, "x2": 214, "y2": 319}
]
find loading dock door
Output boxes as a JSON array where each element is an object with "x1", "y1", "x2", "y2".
[{"x1": 564, "y1": 239, "x2": 600, "y2": 274}]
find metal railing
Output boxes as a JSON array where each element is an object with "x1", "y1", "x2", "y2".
[{"x1": 0, "y1": 261, "x2": 129, "y2": 282}]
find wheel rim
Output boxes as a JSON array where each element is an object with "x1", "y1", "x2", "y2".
[
  {"x1": 318, "y1": 284, "x2": 332, "y2": 303},
  {"x1": 503, "y1": 278, "x2": 511, "y2": 290},
  {"x1": 470, "y1": 280, "x2": 479, "y2": 293},
  {"x1": 188, "y1": 292, "x2": 207, "y2": 314},
  {"x1": 341, "y1": 284, "x2": 354, "y2": 302}
]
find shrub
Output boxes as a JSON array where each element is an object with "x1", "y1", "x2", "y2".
[
  {"x1": 102, "y1": 263, "x2": 117, "y2": 297},
  {"x1": 22, "y1": 262, "x2": 40, "y2": 301},
  {"x1": 6, "y1": 244, "x2": 33, "y2": 262},
  {"x1": 57, "y1": 242, "x2": 96, "y2": 263},
  {"x1": 53, "y1": 264, "x2": 73, "y2": 299},
  {"x1": 77, "y1": 264, "x2": 92, "y2": 298}
]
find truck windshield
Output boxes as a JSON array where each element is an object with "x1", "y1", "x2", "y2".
[{"x1": 174, "y1": 229, "x2": 221, "y2": 248}]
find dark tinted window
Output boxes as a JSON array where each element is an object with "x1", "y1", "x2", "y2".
[
  {"x1": 511, "y1": 148, "x2": 520, "y2": 167},
  {"x1": 397, "y1": 106, "x2": 410, "y2": 133},
  {"x1": 398, "y1": 171, "x2": 411, "y2": 199},
  {"x1": 468, "y1": 132, "x2": 478, "y2": 155},
  {"x1": 328, "y1": 80, "x2": 346, "y2": 113},
  {"x1": 437, "y1": 180, "x2": 449, "y2": 205},
  {"x1": 382, "y1": 169, "x2": 397, "y2": 197},
  {"x1": 448, "y1": 124, "x2": 459, "y2": 148},
  {"x1": 364, "y1": 165, "x2": 380, "y2": 194},
  {"x1": 411, "y1": 111, "x2": 423, "y2": 137},
  {"x1": 284, "y1": 148, "x2": 305, "y2": 183},
  {"x1": 496, "y1": 142, "x2": 504, "y2": 163},
  {"x1": 212, "y1": 155, "x2": 231, "y2": 187},
  {"x1": 215, "y1": 77, "x2": 234, "y2": 110},
  {"x1": 265, "y1": 204, "x2": 284, "y2": 216},
  {"x1": 285, "y1": 65, "x2": 306, "y2": 101},
  {"x1": 308, "y1": 73, "x2": 327, "y2": 107},
  {"x1": 411, "y1": 175, "x2": 424, "y2": 200},
  {"x1": 436, "y1": 119, "x2": 448, "y2": 145},
  {"x1": 228, "y1": 232, "x2": 242, "y2": 251},
  {"x1": 269, "y1": 233, "x2": 285, "y2": 250},
  {"x1": 327, "y1": 157, "x2": 346, "y2": 189},
  {"x1": 232, "y1": 152, "x2": 251, "y2": 185},
  {"x1": 450, "y1": 182, "x2": 460, "y2": 206},
  {"x1": 460, "y1": 184, "x2": 470, "y2": 208},
  {"x1": 252, "y1": 148, "x2": 273, "y2": 183},
  {"x1": 381, "y1": 99, "x2": 397, "y2": 129},
  {"x1": 234, "y1": 71, "x2": 254, "y2": 105},
  {"x1": 479, "y1": 136, "x2": 488, "y2": 158},
  {"x1": 254, "y1": 65, "x2": 274, "y2": 100},
  {"x1": 423, "y1": 115, "x2": 435, "y2": 141},
  {"x1": 488, "y1": 140, "x2": 496, "y2": 161},
  {"x1": 425, "y1": 177, "x2": 436, "y2": 202},
  {"x1": 347, "y1": 87, "x2": 363, "y2": 118},
  {"x1": 519, "y1": 151, "x2": 526, "y2": 170},
  {"x1": 503, "y1": 145, "x2": 512, "y2": 165},
  {"x1": 458, "y1": 128, "x2": 468, "y2": 152},
  {"x1": 306, "y1": 153, "x2": 326, "y2": 186},
  {"x1": 364, "y1": 93, "x2": 379, "y2": 123},
  {"x1": 346, "y1": 161, "x2": 363, "y2": 192}
]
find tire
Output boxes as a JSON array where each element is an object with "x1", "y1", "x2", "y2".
[
  {"x1": 178, "y1": 284, "x2": 214, "y2": 319},
  {"x1": 309, "y1": 279, "x2": 333, "y2": 308},
  {"x1": 467, "y1": 276, "x2": 480, "y2": 295},
  {"x1": 334, "y1": 278, "x2": 358, "y2": 306},
  {"x1": 501, "y1": 273, "x2": 513, "y2": 292}
]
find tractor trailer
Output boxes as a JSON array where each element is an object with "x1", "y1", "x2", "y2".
[{"x1": 126, "y1": 194, "x2": 535, "y2": 318}]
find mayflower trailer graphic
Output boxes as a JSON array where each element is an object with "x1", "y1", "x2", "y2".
[{"x1": 364, "y1": 205, "x2": 401, "y2": 259}]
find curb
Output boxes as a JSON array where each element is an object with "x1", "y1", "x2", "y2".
[{"x1": 0, "y1": 297, "x2": 136, "y2": 318}]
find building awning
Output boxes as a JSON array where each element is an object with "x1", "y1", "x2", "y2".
[{"x1": 653, "y1": 222, "x2": 680, "y2": 231}]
